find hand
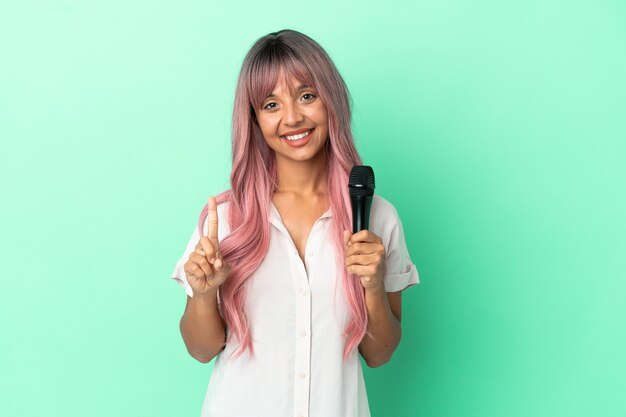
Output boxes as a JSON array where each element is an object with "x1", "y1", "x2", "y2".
[
  {"x1": 343, "y1": 229, "x2": 386, "y2": 291},
  {"x1": 184, "y1": 196, "x2": 231, "y2": 296}
]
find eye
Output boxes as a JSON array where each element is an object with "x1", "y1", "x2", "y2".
[
  {"x1": 302, "y1": 93, "x2": 316, "y2": 101},
  {"x1": 262, "y1": 102, "x2": 277, "y2": 110}
]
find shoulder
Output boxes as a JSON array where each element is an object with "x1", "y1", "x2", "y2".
[
  {"x1": 370, "y1": 194, "x2": 401, "y2": 230},
  {"x1": 371, "y1": 194, "x2": 399, "y2": 218},
  {"x1": 368, "y1": 194, "x2": 403, "y2": 245}
]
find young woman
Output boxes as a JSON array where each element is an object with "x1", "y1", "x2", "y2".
[{"x1": 171, "y1": 29, "x2": 419, "y2": 417}]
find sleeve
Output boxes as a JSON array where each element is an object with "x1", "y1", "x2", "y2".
[
  {"x1": 370, "y1": 195, "x2": 420, "y2": 292},
  {"x1": 170, "y1": 225, "x2": 201, "y2": 298}
]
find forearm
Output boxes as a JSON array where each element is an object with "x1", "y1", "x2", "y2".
[
  {"x1": 179, "y1": 289, "x2": 226, "y2": 363},
  {"x1": 359, "y1": 285, "x2": 401, "y2": 367}
]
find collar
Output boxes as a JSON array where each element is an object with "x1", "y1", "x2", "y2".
[{"x1": 269, "y1": 201, "x2": 332, "y2": 230}]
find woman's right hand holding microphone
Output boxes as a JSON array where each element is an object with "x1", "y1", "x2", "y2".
[{"x1": 184, "y1": 196, "x2": 230, "y2": 297}]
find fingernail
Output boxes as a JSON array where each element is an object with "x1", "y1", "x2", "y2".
[{"x1": 210, "y1": 258, "x2": 216, "y2": 264}]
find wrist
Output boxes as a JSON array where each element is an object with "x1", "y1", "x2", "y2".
[
  {"x1": 192, "y1": 287, "x2": 219, "y2": 304},
  {"x1": 364, "y1": 282, "x2": 386, "y2": 297},
  {"x1": 364, "y1": 284, "x2": 389, "y2": 311}
]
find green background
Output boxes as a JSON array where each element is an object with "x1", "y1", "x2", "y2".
[{"x1": 2, "y1": 0, "x2": 625, "y2": 416}]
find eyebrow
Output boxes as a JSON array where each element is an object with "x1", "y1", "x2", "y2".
[{"x1": 266, "y1": 84, "x2": 311, "y2": 99}]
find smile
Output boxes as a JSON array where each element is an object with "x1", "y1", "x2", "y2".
[
  {"x1": 281, "y1": 129, "x2": 313, "y2": 141},
  {"x1": 280, "y1": 128, "x2": 315, "y2": 148}
]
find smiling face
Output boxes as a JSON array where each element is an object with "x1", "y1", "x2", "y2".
[{"x1": 255, "y1": 70, "x2": 329, "y2": 165}]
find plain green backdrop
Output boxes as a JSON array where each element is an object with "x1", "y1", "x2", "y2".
[{"x1": 1, "y1": 0, "x2": 625, "y2": 416}]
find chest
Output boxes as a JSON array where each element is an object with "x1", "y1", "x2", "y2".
[
  {"x1": 243, "y1": 211, "x2": 350, "y2": 339},
  {"x1": 272, "y1": 198, "x2": 329, "y2": 263}
]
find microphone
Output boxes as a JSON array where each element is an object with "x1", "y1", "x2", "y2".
[{"x1": 349, "y1": 165, "x2": 375, "y2": 233}]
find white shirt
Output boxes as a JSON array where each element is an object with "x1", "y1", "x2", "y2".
[{"x1": 171, "y1": 194, "x2": 419, "y2": 417}]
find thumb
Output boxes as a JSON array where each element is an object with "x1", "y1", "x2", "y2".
[
  {"x1": 343, "y1": 230, "x2": 351, "y2": 249},
  {"x1": 214, "y1": 258, "x2": 231, "y2": 278}
]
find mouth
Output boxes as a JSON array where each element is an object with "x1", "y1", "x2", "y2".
[
  {"x1": 280, "y1": 128, "x2": 314, "y2": 141},
  {"x1": 279, "y1": 128, "x2": 315, "y2": 148}
]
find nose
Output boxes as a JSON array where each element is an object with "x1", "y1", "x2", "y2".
[{"x1": 283, "y1": 100, "x2": 305, "y2": 125}]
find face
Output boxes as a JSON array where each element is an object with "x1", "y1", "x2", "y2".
[{"x1": 255, "y1": 70, "x2": 329, "y2": 164}]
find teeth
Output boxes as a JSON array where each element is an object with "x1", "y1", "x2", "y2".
[{"x1": 283, "y1": 129, "x2": 312, "y2": 140}]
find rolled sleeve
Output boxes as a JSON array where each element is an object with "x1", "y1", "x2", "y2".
[
  {"x1": 370, "y1": 195, "x2": 420, "y2": 293},
  {"x1": 170, "y1": 226, "x2": 200, "y2": 298}
]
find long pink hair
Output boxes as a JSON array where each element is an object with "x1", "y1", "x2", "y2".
[{"x1": 197, "y1": 29, "x2": 366, "y2": 359}]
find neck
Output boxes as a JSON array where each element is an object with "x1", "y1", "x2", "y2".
[{"x1": 274, "y1": 150, "x2": 328, "y2": 196}]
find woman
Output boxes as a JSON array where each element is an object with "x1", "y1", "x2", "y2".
[{"x1": 171, "y1": 29, "x2": 419, "y2": 417}]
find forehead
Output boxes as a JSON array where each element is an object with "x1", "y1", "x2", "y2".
[
  {"x1": 249, "y1": 59, "x2": 316, "y2": 109},
  {"x1": 266, "y1": 70, "x2": 310, "y2": 97}
]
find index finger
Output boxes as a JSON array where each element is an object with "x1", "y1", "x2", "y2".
[{"x1": 207, "y1": 196, "x2": 219, "y2": 241}]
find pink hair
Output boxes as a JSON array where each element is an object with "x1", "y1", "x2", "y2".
[{"x1": 196, "y1": 30, "x2": 366, "y2": 360}]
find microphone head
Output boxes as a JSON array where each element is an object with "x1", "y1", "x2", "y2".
[{"x1": 349, "y1": 165, "x2": 375, "y2": 197}]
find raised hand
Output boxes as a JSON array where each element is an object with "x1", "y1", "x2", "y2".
[{"x1": 184, "y1": 196, "x2": 231, "y2": 296}]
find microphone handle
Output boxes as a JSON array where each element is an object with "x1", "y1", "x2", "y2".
[{"x1": 351, "y1": 195, "x2": 373, "y2": 233}]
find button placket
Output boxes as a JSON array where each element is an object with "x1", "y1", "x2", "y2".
[
  {"x1": 292, "y1": 248, "x2": 311, "y2": 417},
  {"x1": 271, "y1": 203, "x2": 324, "y2": 417}
]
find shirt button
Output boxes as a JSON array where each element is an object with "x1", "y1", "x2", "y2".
[
  {"x1": 299, "y1": 372, "x2": 307, "y2": 379},
  {"x1": 299, "y1": 329, "x2": 308, "y2": 337},
  {"x1": 299, "y1": 288, "x2": 308, "y2": 296},
  {"x1": 308, "y1": 251, "x2": 314, "y2": 257}
]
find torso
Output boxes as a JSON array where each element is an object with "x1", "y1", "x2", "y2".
[
  {"x1": 272, "y1": 191, "x2": 329, "y2": 263},
  {"x1": 191, "y1": 194, "x2": 413, "y2": 417}
]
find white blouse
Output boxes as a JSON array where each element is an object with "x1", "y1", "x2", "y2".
[{"x1": 171, "y1": 194, "x2": 419, "y2": 417}]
